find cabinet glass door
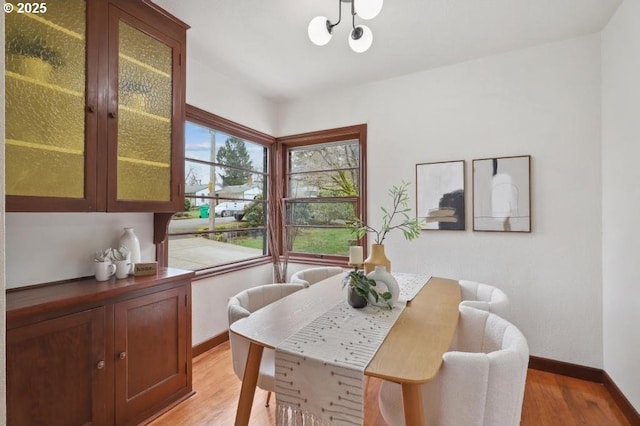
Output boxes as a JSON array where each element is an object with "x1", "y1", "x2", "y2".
[
  {"x1": 116, "y1": 18, "x2": 173, "y2": 203},
  {"x1": 5, "y1": 0, "x2": 90, "y2": 205}
]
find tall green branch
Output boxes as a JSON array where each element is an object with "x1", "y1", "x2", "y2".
[{"x1": 348, "y1": 181, "x2": 423, "y2": 245}]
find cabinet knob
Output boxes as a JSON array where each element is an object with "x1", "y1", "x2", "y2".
[
  {"x1": 96, "y1": 360, "x2": 105, "y2": 370},
  {"x1": 109, "y1": 112, "x2": 117, "y2": 119},
  {"x1": 119, "y1": 352, "x2": 126, "y2": 360},
  {"x1": 86, "y1": 105, "x2": 96, "y2": 113}
]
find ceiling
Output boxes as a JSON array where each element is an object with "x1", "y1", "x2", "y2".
[{"x1": 154, "y1": 0, "x2": 622, "y2": 102}]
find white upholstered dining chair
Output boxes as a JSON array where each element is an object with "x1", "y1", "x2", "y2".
[
  {"x1": 378, "y1": 305, "x2": 529, "y2": 426},
  {"x1": 227, "y1": 283, "x2": 306, "y2": 407},
  {"x1": 458, "y1": 279, "x2": 509, "y2": 319},
  {"x1": 290, "y1": 266, "x2": 344, "y2": 287}
]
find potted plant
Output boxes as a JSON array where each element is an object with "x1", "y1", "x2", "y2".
[
  {"x1": 342, "y1": 268, "x2": 392, "y2": 309},
  {"x1": 348, "y1": 181, "x2": 423, "y2": 272}
]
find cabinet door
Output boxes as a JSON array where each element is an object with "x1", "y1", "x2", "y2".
[
  {"x1": 6, "y1": 307, "x2": 108, "y2": 426},
  {"x1": 5, "y1": 0, "x2": 99, "y2": 211},
  {"x1": 114, "y1": 286, "x2": 189, "y2": 425},
  {"x1": 106, "y1": 1, "x2": 186, "y2": 212}
]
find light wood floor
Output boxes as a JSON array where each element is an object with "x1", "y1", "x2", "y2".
[{"x1": 150, "y1": 341, "x2": 630, "y2": 426}]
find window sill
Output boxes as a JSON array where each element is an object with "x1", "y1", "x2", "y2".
[
  {"x1": 283, "y1": 255, "x2": 349, "y2": 268},
  {"x1": 191, "y1": 256, "x2": 273, "y2": 281}
]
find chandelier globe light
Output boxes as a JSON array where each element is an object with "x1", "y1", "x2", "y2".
[
  {"x1": 308, "y1": 0, "x2": 383, "y2": 53},
  {"x1": 354, "y1": 0, "x2": 383, "y2": 20}
]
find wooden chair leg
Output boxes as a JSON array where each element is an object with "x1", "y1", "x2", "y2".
[{"x1": 265, "y1": 391, "x2": 272, "y2": 407}]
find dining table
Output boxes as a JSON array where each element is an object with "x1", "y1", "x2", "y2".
[{"x1": 229, "y1": 273, "x2": 461, "y2": 426}]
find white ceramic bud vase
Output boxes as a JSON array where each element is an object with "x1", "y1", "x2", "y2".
[
  {"x1": 367, "y1": 265, "x2": 399, "y2": 307},
  {"x1": 119, "y1": 227, "x2": 141, "y2": 264}
]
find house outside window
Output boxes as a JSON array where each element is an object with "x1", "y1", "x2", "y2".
[
  {"x1": 277, "y1": 124, "x2": 367, "y2": 262},
  {"x1": 167, "y1": 106, "x2": 273, "y2": 272}
]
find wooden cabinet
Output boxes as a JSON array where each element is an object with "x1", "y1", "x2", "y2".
[
  {"x1": 7, "y1": 307, "x2": 109, "y2": 426},
  {"x1": 114, "y1": 286, "x2": 189, "y2": 424},
  {"x1": 6, "y1": 268, "x2": 194, "y2": 426},
  {"x1": 5, "y1": 0, "x2": 188, "y2": 212}
]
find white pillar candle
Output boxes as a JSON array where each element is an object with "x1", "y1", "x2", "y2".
[{"x1": 349, "y1": 246, "x2": 363, "y2": 265}]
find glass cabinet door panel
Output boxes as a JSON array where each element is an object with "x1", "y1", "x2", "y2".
[
  {"x1": 4, "y1": 0, "x2": 86, "y2": 198},
  {"x1": 117, "y1": 20, "x2": 173, "y2": 202}
]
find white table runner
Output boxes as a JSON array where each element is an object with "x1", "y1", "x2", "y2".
[
  {"x1": 275, "y1": 272, "x2": 429, "y2": 426},
  {"x1": 393, "y1": 272, "x2": 431, "y2": 302}
]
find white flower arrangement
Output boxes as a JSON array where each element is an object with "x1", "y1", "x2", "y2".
[
  {"x1": 112, "y1": 246, "x2": 130, "y2": 262},
  {"x1": 94, "y1": 246, "x2": 130, "y2": 263},
  {"x1": 94, "y1": 248, "x2": 114, "y2": 263}
]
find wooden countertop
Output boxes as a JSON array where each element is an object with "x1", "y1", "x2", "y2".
[{"x1": 6, "y1": 267, "x2": 194, "y2": 325}]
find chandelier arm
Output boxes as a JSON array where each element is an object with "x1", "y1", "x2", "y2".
[
  {"x1": 350, "y1": 0, "x2": 363, "y2": 40},
  {"x1": 328, "y1": 0, "x2": 342, "y2": 32},
  {"x1": 351, "y1": 0, "x2": 356, "y2": 29}
]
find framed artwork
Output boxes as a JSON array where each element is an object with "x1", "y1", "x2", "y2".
[
  {"x1": 416, "y1": 160, "x2": 465, "y2": 230},
  {"x1": 473, "y1": 155, "x2": 531, "y2": 232}
]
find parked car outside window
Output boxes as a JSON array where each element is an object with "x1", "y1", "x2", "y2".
[{"x1": 214, "y1": 201, "x2": 249, "y2": 219}]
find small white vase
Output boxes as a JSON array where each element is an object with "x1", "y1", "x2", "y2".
[
  {"x1": 367, "y1": 265, "x2": 399, "y2": 307},
  {"x1": 119, "y1": 227, "x2": 141, "y2": 264}
]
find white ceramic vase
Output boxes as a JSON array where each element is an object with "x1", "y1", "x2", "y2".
[
  {"x1": 119, "y1": 227, "x2": 141, "y2": 264},
  {"x1": 367, "y1": 265, "x2": 399, "y2": 307}
]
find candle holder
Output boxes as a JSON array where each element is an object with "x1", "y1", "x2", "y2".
[{"x1": 348, "y1": 262, "x2": 364, "y2": 271}]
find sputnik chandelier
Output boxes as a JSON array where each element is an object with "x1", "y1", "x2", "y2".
[{"x1": 307, "y1": 0, "x2": 383, "y2": 53}]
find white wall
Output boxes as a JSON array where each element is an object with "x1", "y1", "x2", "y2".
[
  {"x1": 5, "y1": 213, "x2": 154, "y2": 288},
  {"x1": 192, "y1": 263, "x2": 273, "y2": 345},
  {"x1": 186, "y1": 57, "x2": 277, "y2": 136},
  {"x1": 278, "y1": 35, "x2": 604, "y2": 367},
  {"x1": 602, "y1": 0, "x2": 640, "y2": 411}
]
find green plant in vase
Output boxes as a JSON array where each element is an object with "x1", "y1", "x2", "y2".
[
  {"x1": 347, "y1": 181, "x2": 423, "y2": 272},
  {"x1": 342, "y1": 267, "x2": 392, "y2": 309}
]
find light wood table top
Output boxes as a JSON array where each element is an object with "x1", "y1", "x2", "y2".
[
  {"x1": 230, "y1": 274, "x2": 461, "y2": 426},
  {"x1": 366, "y1": 276, "x2": 461, "y2": 384}
]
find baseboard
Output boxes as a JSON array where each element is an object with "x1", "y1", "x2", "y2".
[
  {"x1": 192, "y1": 331, "x2": 229, "y2": 358},
  {"x1": 530, "y1": 355, "x2": 640, "y2": 425},
  {"x1": 603, "y1": 371, "x2": 640, "y2": 426},
  {"x1": 528, "y1": 355, "x2": 604, "y2": 383}
]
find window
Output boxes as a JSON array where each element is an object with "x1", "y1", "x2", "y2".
[
  {"x1": 166, "y1": 105, "x2": 273, "y2": 272},
  {"x1": 277, "y1": 125, "x2": 367, "y2": 262}
]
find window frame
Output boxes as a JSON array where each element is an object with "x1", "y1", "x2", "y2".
[
  {"x1": 275, "y1": 124, "x2": 367, "y2": 265},
  {"x1": 157, "y1": 109, "x2": 367, "y2": 274},
  {"x1": 157, "y1": 104, "x2": 276, "y2": 277}
]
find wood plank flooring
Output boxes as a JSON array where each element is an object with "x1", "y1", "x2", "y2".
[{"x1": 150, "y1": 341, "x2": 630, "y2": 426}]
